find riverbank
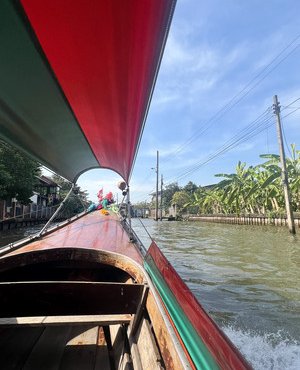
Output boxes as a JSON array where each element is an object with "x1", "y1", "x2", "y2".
[{"x1": 185, "y1": 214, "x2": 300, "y2": 227}]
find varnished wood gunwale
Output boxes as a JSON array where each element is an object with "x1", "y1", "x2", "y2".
[
  {"x1": 0, "y1": 247, "x2": 146, "y2": 285},
  {"x1": 0, "y1": 212, "x2": 193, "y2": 369},
  {"x1": 1, "y1": 212, "x2": 143, "y2": 264}
]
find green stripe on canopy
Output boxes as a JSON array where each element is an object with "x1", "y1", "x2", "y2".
[
  {"x1": 0, "y1": 1, "x2": 175, "y2": 183},
  {"x1": 0, "y1": 0, "x2": 99, "y2": 181}
]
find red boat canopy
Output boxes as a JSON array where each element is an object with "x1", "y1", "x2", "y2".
[{"x1": 0, "y1": 0, "x2": 175, "y2": 183}]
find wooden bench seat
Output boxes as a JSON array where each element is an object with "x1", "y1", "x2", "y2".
[{"x1": 0, "y1": 314, "x2": 132, "y2": 327}]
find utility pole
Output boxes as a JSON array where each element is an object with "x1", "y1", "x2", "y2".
[
  {"x1": 160, "y1": 174, "x2": 163, "y2": 221},
  {"x1": 273, "y1": 95, "x2": 295, "y2": 234},
  {"x1": 155, "y1": 150, "x2": 159, "y2": 221}
]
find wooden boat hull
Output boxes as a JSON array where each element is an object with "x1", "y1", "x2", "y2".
[
  {"x1": 0, "y1": 212, "x2": 191, "y2": 369},
  {"x1": 0, "y1": 212, "x2": 251, "y2": 369}
]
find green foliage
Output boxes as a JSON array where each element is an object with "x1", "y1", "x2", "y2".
[
  {"x1": 162, "y1": 182, "x2": 181, "y2": 209},
  {"x1": 183, "y1": 181, "x2": 198, "y2": 195},
  {"x1": 51, "y1": 174, "x2": 90, "y2": 219},
  {"x1": 171, "y1": 191, "x2": 191, "y2": 215},
  {"x1": 163, "y1": 144, "x2": 300, "y2": 217},
  {"x1": 0, "y1": 141, "x2": 41, "y2": 204}
]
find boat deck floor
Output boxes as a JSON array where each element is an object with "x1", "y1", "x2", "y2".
[
  {"x1": 4, "y1": 211, "x2": 142, "y2": 264},
  {"x1": 0, "y1": 324, "x2": 113, "y2": 370}
]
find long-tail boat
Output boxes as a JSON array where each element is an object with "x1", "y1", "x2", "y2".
[{"x1": 0, "y1": 1, "x2": 251, "y2": 369}]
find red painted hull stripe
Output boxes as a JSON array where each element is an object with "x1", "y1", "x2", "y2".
[{"x1": 146, "y1": 241, "x2": 251, "y2": 370}]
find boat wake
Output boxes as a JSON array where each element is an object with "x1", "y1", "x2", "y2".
[{"x1": 223, "y1": 326, "x2": 300, "y2": 370}]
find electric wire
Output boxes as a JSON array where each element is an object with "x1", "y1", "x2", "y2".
[
  {"x1": 281, "y1": 97, "x2": 300, "y2": 110},
  {"x1": 160, "y1": 38, "x2": 300, "y2": 165},
  {"x1": 164, "y1": 109, "x2": 273, "y2": 184},
  {"x1": 133, "y1": 99, "x2": 300, "y2": 201},
  {"x1": 174, "y1": 121, "x2": 274, "y2": 183},
  {"x1": 282, "y1": 122, "x2": 292, "y2": 157},
  {"x1": 163, "y1": 97, "x2": 300, "y2": 186},
  {"x1": 281, "y1": 107, "x2": 300, "y2": 158},
  {"x1": 277, "y1": 98, "x2": 300, "y2": 157},
  {"x1": 133, "y1": 36, "x2": 300, "y2": 194},
  {"x1": 282, "y1": 106, "x2": 300, "y2": 118}
]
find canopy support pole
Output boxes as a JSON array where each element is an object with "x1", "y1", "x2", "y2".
[
  {"x1": 38, "y1": 183, "x2": 75, "y2": 237},
  {"x1": 127, "y1": 185, "x2": 132, "y2": 233}
]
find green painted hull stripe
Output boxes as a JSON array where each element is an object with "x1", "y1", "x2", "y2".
[{"x1": 144, "y1": 258, "x2": 219, "y2": 370}]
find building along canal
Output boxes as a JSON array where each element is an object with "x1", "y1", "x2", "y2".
[{"x1": 1, "y1": 220, "x2": 299, "y2": 369}]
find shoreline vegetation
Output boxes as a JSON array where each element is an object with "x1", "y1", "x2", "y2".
[
  {"x1": 2, "y1": 141, "x2": 300, "y2": 230},
  {"x1": 134, "y1": 146, "x2": 300, "y2": 228}
]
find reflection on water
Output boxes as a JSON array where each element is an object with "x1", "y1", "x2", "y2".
[
  {"x1": 0, "y1": 225, "x2": 44, "y2": 248},
  {"x1": 132, "y1": 219, "x2": 300, "y2": 370}
]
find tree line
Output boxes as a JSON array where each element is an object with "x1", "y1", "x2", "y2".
[
  {"x1": 0, "y1": 141, "x2": 89, "y2": 219},
  {"x1": 3, "y1": 140, "x2": 299, "y2": 219},
  {"x1": 135, "y1": 145, "x2": 300, "y2": 217}
]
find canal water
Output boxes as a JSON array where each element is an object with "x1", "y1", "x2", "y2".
[
  {"x1": 132, "y1": 219, "x2": 300, "y2": 370},
  {"x1": 0, "y1": 220, "x2": 299, "y2": 369},
  {"x1": 0, "y1": 224, "x2": 44, "y2": 247}
]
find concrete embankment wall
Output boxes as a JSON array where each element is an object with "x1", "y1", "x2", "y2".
[
  {"x1": 0, "y1": 203, "x2": 59, "y2": 231},
  {"x1": 187, "y1": 215, "x2": 300, "y2": 227},
  {"x1": 0, "y1": 218, "x2": 47, "y2": 231}
]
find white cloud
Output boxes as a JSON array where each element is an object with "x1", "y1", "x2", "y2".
[
  {"x1": 140, "y1": 143, "x2": 191, "y2": 159},
  {"x1": 152, "y1": 90, "x2": 180, "y2": 107},
  {"x1": 163, "y1": 33, "x2": 191, "y2": 68},
  {"x1": 77, "y1": 169, "x2": 123, "y2": 203}
]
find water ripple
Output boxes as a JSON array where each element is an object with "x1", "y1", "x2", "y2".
[{"x1": 133, "y1": 219, "x2": 300, "y2": 368}]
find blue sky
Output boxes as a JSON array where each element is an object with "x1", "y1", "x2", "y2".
[{"x1": 78, "y1": 0, "x2": 300, "y2": 204}]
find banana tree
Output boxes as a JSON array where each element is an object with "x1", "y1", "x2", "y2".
[
  {"x1": 251, "y1": 165, "x2": 282, "y2": 214},
  {"x1": 215, "y1": 161, "x2": 254, "y2": 215},
  {"x1": 285, "y1": 144, "x2": 300, "y2": 210}
]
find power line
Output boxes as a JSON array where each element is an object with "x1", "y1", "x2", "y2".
[
  {"x1": 281, "y1": 106, "x2": 300, "y2": 158},
  {"x1": 132, "y1": 99, "x2": 300, "y2": 201},
  {"x1": 160, "y1": 37, "x2": 300, "y2": 165},
  {"x1": 133, "y1": 35, "x2": 300, "y2": 198},
  {"x1": 281, "y1": 97, "x2": 300, "y2": 110},
  {"x1": 175, "y1": 120, "x2": 274, "y2": 183},
  {"x1": 281, "y1": 117, "x2": 292, "y2": 157},
  {"x1": 134, "y1": 36, "x2": 300, "y2": 193},
  {"x1": 164, "y1": 97, "x2": 300, "y2": 185},
  {"x1": 282, "y1": 106, "x2": 300, "y2": 118},
  {"x1": 164, "y1": 109, "x2": 273, "y2": 184}
]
